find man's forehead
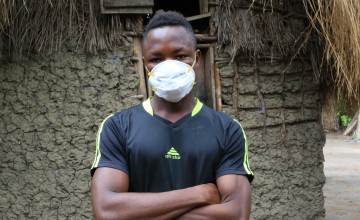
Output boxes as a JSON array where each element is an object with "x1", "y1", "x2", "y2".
[
  {"x1": 147, "y1": 26, "x2": 188, "y2": 39},
  {"x1": 144, "y1": 26, "x2": 194, "y2": 47}
]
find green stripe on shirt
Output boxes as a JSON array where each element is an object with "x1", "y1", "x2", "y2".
[
  {"x1": 234, "y1": 119, "x2": 253, "y2": 175},
  {"x1": 91, "y1": 114, "x2": 114, "y2": 169}
]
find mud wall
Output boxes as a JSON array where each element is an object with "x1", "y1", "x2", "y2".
[
  {"x1": 0, "y1": 38, "x2": 141, "y2": 218},
  {"x1": 321, "y1": 95, "x2": 339, "y2": 131},
  {"x1": 0, "y1": 37, "x2": 325, "y2": 219},
  {"x1": 217, "y1": 48, "x2": 326, "y2": 219}
]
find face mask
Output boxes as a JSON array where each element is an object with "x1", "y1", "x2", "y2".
[{"x1": 146, "y1": 57, "x2": 196, "y2": 103}]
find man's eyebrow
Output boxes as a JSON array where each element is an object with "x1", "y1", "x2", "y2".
[
  {"x1": 149, "y1": 47, "x2": 186, "y2": 56},
  {"x1": 149, "y1": 51, "x2": 162, "y2": 56},
  {"x1": 172, "y1": 47, "x2": 185, "y2": 54}
]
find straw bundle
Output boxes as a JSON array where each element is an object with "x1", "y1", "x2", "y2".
[
  {"x1": 303, "y1": 0, "x2": 360, "y2": 105},
  {"x1": 0, "y1": 0, "x2": 139, "y2": 61},
  {"x1": 215, "y1": 0, "x2": 311, "y2": 61}
]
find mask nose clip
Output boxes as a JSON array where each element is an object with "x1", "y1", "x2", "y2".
[{"x1": 145, "y1": 55, "x2": 197, "y2": 76}]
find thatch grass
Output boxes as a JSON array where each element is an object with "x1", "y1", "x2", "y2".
[
  {"x1": 303, "y1": 0, "x2": 360, "y2": 105},
  {"x1": 0, "y1": 0, "x2": 140, "y2": 61},
  {"x1": 215, "y1": 0, "x2": 311, "y2": 61},
  {"x1": 215, "y1": 0, "x2": 359, "y2": 106}
]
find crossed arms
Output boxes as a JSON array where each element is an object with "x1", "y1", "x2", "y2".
[{"x1": 91, "y1": 167, "x2": 251, "y2": 220}]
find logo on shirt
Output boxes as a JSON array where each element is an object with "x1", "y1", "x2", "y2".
[{"x1": 165, "y1": 147, "x2": 181, "y2": 160}]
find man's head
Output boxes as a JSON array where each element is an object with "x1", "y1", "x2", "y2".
[
  {"x1": 143, "y1": 11, "x2": 197, "y2": 50},
  {"x1": 142, "y1": 11, "x2": 200, "y2": 102},
  {"x1": 142, "y1": 11, "x2": 200, "y2": 73}
]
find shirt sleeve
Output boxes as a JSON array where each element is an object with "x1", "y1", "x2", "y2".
[
  {"x1": 216, "y1": 119, "x2": 254, "y2": 183},
  {"x1": 90, "y1": 114, "x2": 129, "y2": 176}
]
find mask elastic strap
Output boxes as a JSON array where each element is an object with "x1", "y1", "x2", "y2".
[
  {"x1": 187, "y1": 55, "x2": 197, "y2": 73},
  {"x1": 145, "y1": 66, "x2": 155, "y2": 77},
  {"x1": 189, "y1": 55, "x2": 197, "y2": 87},
  {"x1": 144, "y1": 66, "x2": 157, "y2": 91}
]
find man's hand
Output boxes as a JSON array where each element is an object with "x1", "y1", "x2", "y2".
[
  {"x1": 199, "y1": 183, "x2": 221, "y2": 205},
  {"x1": 176, "y1": 175, "x2": 252, "y2": 220}
]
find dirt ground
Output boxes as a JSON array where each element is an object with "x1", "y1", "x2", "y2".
[{"x1": 323, "y1": 132, "x2": 360, "y2": 220}]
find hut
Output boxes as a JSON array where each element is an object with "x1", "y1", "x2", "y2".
[{"x1": 0, "y1": 0, "x2": 359, "y2": 219}]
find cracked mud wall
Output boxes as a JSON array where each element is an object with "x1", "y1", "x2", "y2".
[
  {"x1": 0, "y1": 38, "x2": 141, "y2": 219},
  {"x1": 217, "y1": 48, "x2": 326, "y2": 219}
]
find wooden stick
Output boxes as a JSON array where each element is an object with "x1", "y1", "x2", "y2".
[
  {"x1": 195, "y1": 34, "x2": 217, "y2": 42},
  {"x1": 123, "y1": 31, "x2": 142, "y2": 37},
  {"x1": 355, "y1": 111, "x2": 360, "y2": 138},
  {"x1": 209, "y1": 47, "x2": 216, "y2": 109},
  {"x1": 134, "y1": 37, "x2": 147, "y2": 102},
  {"x1": 186, "y1": 12, "x2": 212, "y2": 21},
  {"x1": 343, "y1": 111, "x2": 359, "y2": 136},
  {"x1": 208, "y1": 0, "x2": 216, "y2": 36},
  {"x1": 232, "y1": 62, "x2": 239, "y2": 116},
  {"x1": 197, "y1": 44, "x2": 214, "y2": 48},
  {"x1": 214, "y1": 63, "x2": 222, "y2": 112}
]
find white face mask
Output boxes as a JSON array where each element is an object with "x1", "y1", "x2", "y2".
[{"x1": 146, "y1": 57, "x2": 196, "y2": 103}]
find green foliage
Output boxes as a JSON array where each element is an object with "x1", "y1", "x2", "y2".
[
  {"x1": 340, "y1": 114, "x2": 352, "y2": 127},
  {"x1": 337, "y1": 98, "x2": 352, "y2": 127}
]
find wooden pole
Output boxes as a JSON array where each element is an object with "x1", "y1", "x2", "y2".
[
  {"x1": 354, "y1": 110, "x2": 360, "y2": 139},
  {"x1": 209, "y1": 0, "x2": 221, "y2": 111},
  {"x1": 343, "y1": 111, "x2": 359, "y2": 136},
  {"x1": 214, "y1": 64, "x2": 222, "y2": 112},
  {"x1": 134, "y1": 37, "x2": 147, "y2": 101},
  {"x1": 132, "y1": 16, "x2": 147, "y2": 101}
]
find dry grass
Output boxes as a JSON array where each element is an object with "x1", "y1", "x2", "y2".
[
  {"x1": 215, "y1": 0, "x2": 311, "y2": 61},
  {"x1": 0, "y1": 0, "x2": 138, "y2": 61},
  {"x1": 216, "y1": 0, "x2": 359, "y2": 106},
  {"x1": 303, "y1": 0, "x2": 360, "y2": 105}
]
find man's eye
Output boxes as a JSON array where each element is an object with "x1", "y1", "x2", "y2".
[
  {"x1": 150, "y1": 58, "x2": 162, "y2": 63},
  {"x1": 176, "y1": 55, "x2": 187, "y2": 60}
]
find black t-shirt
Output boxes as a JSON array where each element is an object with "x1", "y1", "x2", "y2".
[{"x1": 91, "y1": 98, "x2": 253, "y2": 192}]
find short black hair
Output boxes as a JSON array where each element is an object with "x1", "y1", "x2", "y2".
[{"x1": 143, "y1": 11, "x2": 197, "y2": 49}]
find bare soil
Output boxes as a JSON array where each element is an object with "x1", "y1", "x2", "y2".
[{"x1": 324, "y1": 132, "x2": 360, "y2": 220}]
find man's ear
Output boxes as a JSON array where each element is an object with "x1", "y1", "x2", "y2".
[{"x1": 195, "y1": 49, "x2": 201, "y2": 69}]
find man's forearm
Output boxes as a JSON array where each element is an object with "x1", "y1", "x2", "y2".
[
  {"x1": 176, "y1": 175, "x2": 252, "y2": 220},
  {"x1": 176, "y1": 198, "x2": 250, "y2": 220},
  {"x1": 92, "y1": 184, "x2": 220, "y2": 220}
]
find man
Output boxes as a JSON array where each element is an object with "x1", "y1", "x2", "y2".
[{"x1": 91, "y1": 11, "x2": 254, "y2": 220}]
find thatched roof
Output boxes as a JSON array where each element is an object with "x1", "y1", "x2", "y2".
[
  {"x1": 215, "y1": 0, "x2": 359, "y2": 106},
  {"x1": 0, "y1": 0, "x2": 141, "y2": 61},
  {"x1": 1, "y1": 0, "x2": 359, "y2": 106},
  {"x1": 215, "y1": 0, "x2": 309, "y2": 59},
  {"x1": 303, "y1": 0, "x2": 360, "y2": 106}
]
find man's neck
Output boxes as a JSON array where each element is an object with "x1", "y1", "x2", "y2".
[{"x1": 150, "y1": 93, "x2": 196, "y2": 123}]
